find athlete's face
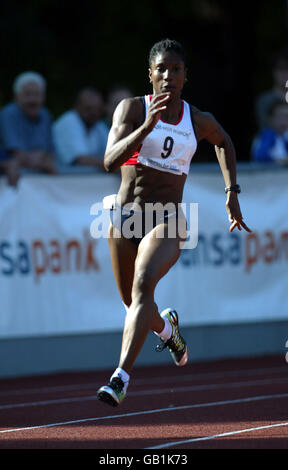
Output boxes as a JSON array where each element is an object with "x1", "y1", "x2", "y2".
[{"x1": 149, "y1": 51, "x2": 187, "y2": 98}]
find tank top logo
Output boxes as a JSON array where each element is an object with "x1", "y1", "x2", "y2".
[
  {"x1": 137, "y1": 95, "x2": 197, "y2": 175},
  {"x1": 154, "y1": 122, "x2": 193, "y2": 139}
]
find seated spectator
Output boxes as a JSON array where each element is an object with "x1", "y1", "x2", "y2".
[
  {"x1": 251, "y1": 99, "x2": 288, "y2": 164},
  {"x1": 255, "y1": 50, "x2": 288, "y2": 130},
  {"x1": 105, "y1": 84, "x2": 133, "y2": 127},
  {"x1": 0, "y1": 71, "x2": 56, "y2": 177},
  {"x1": 53, "y1": 88, "x2": 109, "y2": 171}
]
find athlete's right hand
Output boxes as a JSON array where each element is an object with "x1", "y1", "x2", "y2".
[{"x1": 144, "y1": 93, "x2": 171, "y2": 131}]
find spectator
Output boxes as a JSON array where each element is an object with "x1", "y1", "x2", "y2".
[
  {"x1": 251, "y1": 99, "x2": 288, "y2": 164},
  {"x1": 53, "y1": 88, "x2": 109, "y2": 171},
  {"x1": 0, "y1": 71, "x2": 56, "y2": 177},
  {"x1": 105, "y1": 84, "x2": 133, "y2": 127},
  {"x1": 255, "y1": 50, "x2": 288, "y2": 130}
]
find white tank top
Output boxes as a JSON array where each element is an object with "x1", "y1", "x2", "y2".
[{"x1": 136, "y1": 95, "x2": 197, "y2": 175}]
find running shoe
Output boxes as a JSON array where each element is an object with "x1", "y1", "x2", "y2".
[
  {"x1": 97, "y1": 377, "x2": 126, "y2": 407},
  {"x1": 155, "y1": 308, "x2": 188, "y2": 366}
]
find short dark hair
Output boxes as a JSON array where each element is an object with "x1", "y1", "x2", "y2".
[{"x1": 149, "y1": 39, "x2": 186, "y2": 67}]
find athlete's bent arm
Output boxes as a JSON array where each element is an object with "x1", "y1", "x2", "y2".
[
  {"x1": 104, "y1": 93, "x2": 170, "y2": 172},
  {"x1": 104, "y1": 98, "x2": 146, "y2": 172}
]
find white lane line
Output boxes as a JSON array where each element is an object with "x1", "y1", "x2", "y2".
[
  {"x1": 146, "y1": 421, "x2": 288, "y2": 449},
  {"x1": 135, "y1": 365, "x2": 288, "y2": 386},
  {"x1": 132, "y1": 377, "x2": 288, "y2": 396},
  {"x1": 1, "y1": 392, "x2": 288, "y2": 435},
  {"x1": 1, "y1": 377, "x2": 288, "y2": 411},
  {"x1": 0, "y1": 366, "x2": 286, "y2": 398},
  {"x1": 0, "y1": 396, "x2": 97, "y2": 410}
]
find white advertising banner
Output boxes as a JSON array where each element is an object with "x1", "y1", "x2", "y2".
[
  {"x1": 0, "y1": 169, "x2": 287, "y2": 338},
  {"x1": 160, "y1": 169, "x2": 288, "y2": 326}
]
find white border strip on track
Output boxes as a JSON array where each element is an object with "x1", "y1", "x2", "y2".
[{"x1": 1, "y1": 392, "x2": 288, "y2": 435}]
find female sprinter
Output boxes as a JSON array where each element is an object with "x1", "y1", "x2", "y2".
[{"x1": 97, "y1": 39, "x2": 251, "y2": 407}]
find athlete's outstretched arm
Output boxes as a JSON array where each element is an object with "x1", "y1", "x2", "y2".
[
  {"x1": 104, "y1": 93, "x2": 170, "y2": 172},
  {"x1": 193, "y1": 108, "x2": 251, "y2": 233}
]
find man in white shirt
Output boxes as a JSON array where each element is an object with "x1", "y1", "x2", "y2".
[{"x1": 53, "y1": 88, "x2": 109, "y2": 171}]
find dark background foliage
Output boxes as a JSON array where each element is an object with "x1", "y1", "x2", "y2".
[{"x1": 0, "y1": 0, "x2": 286, "y2": 160}]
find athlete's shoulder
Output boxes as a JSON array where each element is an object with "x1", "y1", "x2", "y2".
[
  {"x1": 113, "y1": 96, "x2": 145, "y2": 128},
  {"x1": 187, "y1": 104, "x2": 220, "y2": 142},
  {"x1": 116, "y1": 96, "x2": 144, "y2": 113},
  {"x1": 188, "y1": 104, "x2": 215, "y2": 121}
]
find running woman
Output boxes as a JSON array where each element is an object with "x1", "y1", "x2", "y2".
[{"x1": 97, "y1": 39, "x2": 251, "y2": 407}]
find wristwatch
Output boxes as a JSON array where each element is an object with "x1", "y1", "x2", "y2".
[{"x1": 225, "y1": 184, "x2": 241, "y2": 194}]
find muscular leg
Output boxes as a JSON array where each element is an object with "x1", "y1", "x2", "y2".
[
  {"x1": 97, "y1": 222, "x2": 184, "y2": 406},
  {"x1": 118, "y1": 223, "x2": 182, "y2": 374},
  {"x1": 107, "y1": 222, "x2": 138, "y2": 308}
]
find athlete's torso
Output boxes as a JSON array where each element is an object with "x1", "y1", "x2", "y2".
[
  {"x1": 118, "y1": 95, "x2": 197, "y2": 209},
  {"x1": 123, "y1": 95, "x2": 197, "y2": 175}
]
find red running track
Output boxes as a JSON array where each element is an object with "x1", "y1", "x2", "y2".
[{"x1": 0, "y1": 355, "x2": 288, "y2": 450}]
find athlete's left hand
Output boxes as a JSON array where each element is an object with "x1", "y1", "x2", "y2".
[{"x1": 225, "y1": 193, "x2": 252, "y2": 233}]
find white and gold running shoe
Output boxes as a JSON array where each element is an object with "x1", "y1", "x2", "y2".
[{"x1": 156, "y1": 308, "x2": 188, "y2": 366}]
